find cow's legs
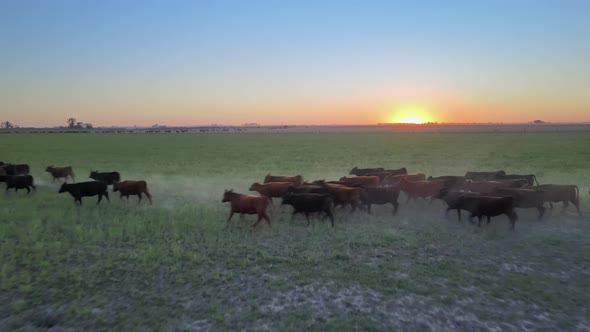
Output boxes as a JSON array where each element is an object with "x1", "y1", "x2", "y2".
[
  {"x1": 327, "y1": 210, "x2": 334, "y2": 227},
  {"x1": 26, "y1": 187, "x2": 31, "y2": 194},
  {"x1": 392, "y1": 202, "x2": 399, "y2": 215},
  {"x1": 574, "y1": 199, "x2": 581, "y2": 215},
  {"x1": 97, "y1": 194, "x2": 103, "y2": 205},
  {"x1": 263, "y1": 213, "x2": 271, "y2": 225},
  {"x1": 486, "y1": 216, "x2": 491, "y2": 224},
  {"x1": 252, "y1": 215, "x2": 263, "y2": 227},
  {"x1": 305, "y1": 212, "x2": 310, "y2": 226},
  {"x1": 144, "y1": 190, "x2": 152, "y2": 205},
  {"x1": 137, "y1": 193, "x2": 142, "y2": 204},
  {"x1": 477, "y1": 215, "x2": 483, "y2": 227},
  {"x1": 562, "y1": 200, "x2": 569, "y2": 212},
  {"x1": 537, "y1": 206, "x2": 545, "y2": 219},
  {"x1": 104, "y1": 192, "x2": 110, "y2": 203},
  {"x1": 367, "y1": 203, "x2": 372, "y2": 214},
  {"x1": 227, "y1": 211, "x2": 235, "y2": 222}
]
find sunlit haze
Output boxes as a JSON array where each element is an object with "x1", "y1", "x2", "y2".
[{"x1": 1, "y1": 0, "x2": 589, "y2": 127}]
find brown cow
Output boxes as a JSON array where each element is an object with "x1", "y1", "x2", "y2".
[
  {"x1": 222, "y1": 189, "x2": 271, "y2": 226},
  {"x1": 461, "y1": 180, "x2": 520, "y2": 194},
  {"x1": 46, "y1": 166, "x2": 75, "y2": 182},
  {"x1": 526, "y1": 184, "x2": 580, "y2": 214},
  {"x1": 338, "y1": 176, "x2": 380, "y2": 187},
  {"x1": 398, "y1": 179, "x2": 445, "y2": 203},
  {"x1": 249, "y1": 182, "x2": 293, "y2": 198},
  {"x1": 318, "y1": 181, "x2": 362, "y2": 211},
  {"x1": 113, "y1": 180, "x2": 152, "y2": 205},
  {"x1": 264, "y1": 174, "x2": 303, "y2": 186},
  {"x1": 382, "y1": 173, "x2": 426, "y2": 186}
]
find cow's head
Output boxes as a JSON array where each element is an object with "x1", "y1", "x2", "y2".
[
  {"x1": 58, "y1": 183, "x2": 68, "y2": 193},
  {"x1": 349, "y1": 167, "x2": 358, "y2": 175},
  {"x1": 89, "y1": 171, "x2": 98, "y2": 178},
  {"x1": 249, "y1": 183, "x2": 261, "y2": 191},
  {"x1": 112, "y1": 181, "x2": 121, "y2": 192},
  {"x1": 45, "y1": 166, "x2": 54, "y2": 172},
  {"x1": 222, "y1": 189, "x2": 234, "y2": 202}
]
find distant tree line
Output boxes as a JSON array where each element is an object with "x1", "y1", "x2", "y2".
[
  {"x1": 66, "y1": 117, "x2": 93, "y2": 129},
  {"x1": 1, "y1": 121, "x2": 19, "y2": 129}
]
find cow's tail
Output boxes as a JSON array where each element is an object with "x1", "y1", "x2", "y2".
[{"x1": 533, "y1": 174, "x2": 539, "y2": 186}]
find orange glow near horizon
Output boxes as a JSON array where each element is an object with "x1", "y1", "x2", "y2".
[{"x1": 388, "y1": 104, "x2": 434, "y2": 124}]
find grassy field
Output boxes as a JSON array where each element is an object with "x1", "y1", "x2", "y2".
[{"x1": 1, "y1": 132, "x2": 590, "y2": 331}]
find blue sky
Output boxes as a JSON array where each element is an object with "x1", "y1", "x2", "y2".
[{"x1": 1, "y1": 0, "x2": 589, "y2": 126}]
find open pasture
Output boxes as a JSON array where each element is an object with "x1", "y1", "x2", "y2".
[{"x1": 1, "y1": 132, "x2": 590, "y2": 331}]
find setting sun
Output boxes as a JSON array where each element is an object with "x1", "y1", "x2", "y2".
[{"x1": 389, "y1": 104, "x2": 433, "y2": 124}]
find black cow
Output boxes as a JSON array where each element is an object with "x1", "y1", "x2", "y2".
[
  {"x1": 0, "y1": 175, "x2": 36, "y2": 193},
  {"x1": 58, "y1": 181, "x2": 110, "y2": 205},
  {"x1": 281, "y1": 193, "x2": 334, "y2": 226},
  {"x1": 494, "y1": 188, "x2": 545, "y2": 219},
  {"x1": 427, "y1": 176, "x2": 466, "y2": 190},
  {"x1": 287, "y1": 185, "x2": 334, "y2": 196},
  {"x1": 456, "y1": 195, "x2": 518, "y2": 229},
  {"x1": 497, "y1": 174, "x2": 538, "y2": 186},
  {"x1": 465, "y1": 170, "x2": 506, "y2": 181},
  {"x1": 438, "y1": 190, "x2": 483, "y2": 221},
  {"x1": 2, "y1": 164, "x2": 30, "y2": 176},
  {"x1": 349, "y1": 167, "x2": 385, "y2": 176},
  {"x1": 360, "y1": 187, "x2": 399, "y2": 214},
  {"x1": 89, "y1": 171, "x2": 121, "y2": 185}
]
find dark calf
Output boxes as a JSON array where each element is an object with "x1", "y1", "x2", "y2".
[
  {"x1": 438, "y1": 190, "x2": 483, "y2": 221},
  {"x1": 281, "y1": 193, "x2": 334, "y2": 226},
  {"x1": 427, "y1": 176, "x2": 466, "y2": 190},
  {"x1": 2, "y1": 164, "x2": 30, "y2": 176},
  {"x1": 58, "y1": 181, "x2": 109, "y2": 205},
  {"x1": 456, "y1": 195, "x2": 518, "y2": 229},
  {"x1": 89, "y1": 171, "x2": 121, "y2": 185},
  {"x1": 360, "y1": 186, "x2": 400, "y2": 215},
  {"x1": 465, "y1": 170, "x2": 506, "y2": 181},
  {"x1": 0, "y1": 175, "x2": 36, "y2": 194},
  {"x1": 349, "y1": 167, "x2": 385, "y2": 176}
]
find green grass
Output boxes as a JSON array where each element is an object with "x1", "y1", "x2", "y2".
[{"x1": 1, "y1": 132, "x2": 589, "y2": 331}]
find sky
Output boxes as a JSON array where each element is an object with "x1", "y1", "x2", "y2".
[{"x1": 1, "y1": 0, "x2": 589, "y2": 127}]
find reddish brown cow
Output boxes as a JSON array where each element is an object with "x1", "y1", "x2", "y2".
[
  {"x1": 113, "y1": 180, "x2": 152, "y2": 204},
  {"x1": 222, "y1": 189, "x2": 271, "y2": 226},
  {"x1": 383, "y1": 173, "x2": 426, "y2": 186},
  {"x1": 461, "y1": 180, "x2": 521, "y2": 194},
  {"x1": 249, "y1": 182, "x2": 293, "y2": 198},
  {"x1": 338, "y1": 176, "x2": 380, "y2": 187},
  {"x1": 398, "y1": 179, "x2": 445, "y2": 202},
  {"x1": 318, "y1": 182, "x2": 362, "y2": 211},
  {"x1": 46, "y1": 166, "x2": 75, "y2": 182},
  {"x1": 526, "y1": 184, "x2": 580, "y2": 214},
  {"x1": 264, "y1": 174, "x2": 303, "y2": 186}
]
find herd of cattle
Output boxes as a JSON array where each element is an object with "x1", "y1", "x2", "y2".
[
  {"x1": 0, "y1": 162, "x2": 151, "y2": 205},
  {"x1": 0, "y1": 161, "x2": 584, "y2": 230},
  {"x1": 223, "y1": 167, "x2": 583, "y2": 229}
]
